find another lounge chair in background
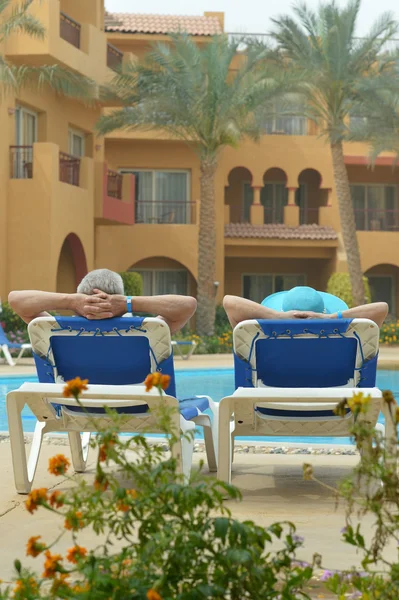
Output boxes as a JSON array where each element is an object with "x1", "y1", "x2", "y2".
[
  {"x1": 0, "y1": 323, "x2": 31, "y2": 367},
  {"x1": 172, "y1": 340, "x2": 197, "y2": 360},
  {"x1": 7, "y1": 316, "x2": 218, "y2": 493},
  {"x1": 217, "y1": 318, "x2": 386, "y2": 484}
]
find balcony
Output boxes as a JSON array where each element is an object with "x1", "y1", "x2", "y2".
[
  {"x1": 135, "y1": 201, "x2": 196, "y2": 225},
  {"x1": 10, "y1": 146, "x2": 33, "y2": 179},
  {"x1": 60, "y1": 11, "x2": 81, "y2": 49},
  {"x1": 95, "y1": 163, "x2": 135, "y2": 225},
  {"x1": 355, "y1": 209, "x2": 399, "y2": 232},
  {"x1": 107, "y1": 43, "x2": 123, "y2": 71},
  {"x1": 59, "y1": 152, "x2": 80, "y2": 186},
  {"x1": 4, "y1": 0, "x2": 109, "y2": 84}
]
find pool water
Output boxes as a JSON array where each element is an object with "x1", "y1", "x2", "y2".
[{"x1": 1, "y1": 369, "x2": 398, "y2": 445}]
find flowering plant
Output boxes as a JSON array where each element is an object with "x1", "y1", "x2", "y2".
[{"x1": 0, "y1": 376, "x2": 313, "y2": 599}]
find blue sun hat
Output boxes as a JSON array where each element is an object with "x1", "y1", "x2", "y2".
[{"x1": 261, "y1": 286, "x2": 349, "y2": 314}]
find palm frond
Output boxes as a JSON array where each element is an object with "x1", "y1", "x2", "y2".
[{"x1": 0, "y1": 0, "x2": 45, "y2": 42}]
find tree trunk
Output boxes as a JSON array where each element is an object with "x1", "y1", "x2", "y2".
[
  {"x1": 330, "y1": 141, "x2": 366, "y2": 306},
  {"x1": 196, "y1": 156, "x2": 217, "y2": 336}
]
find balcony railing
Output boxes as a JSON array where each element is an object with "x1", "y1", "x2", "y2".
[
  {"x1": 263, "y1": 206, "x2": 284, "y2": 225},
  {"x1": 59, "y1": 152, "x2": 80, "y2": 186},
  {"x1": 135, "y1": 201, "x2": 196, "y2": 224},
  {"x1": 60, "y1": 12, "x2": 81, "y2": 49},
  {"x1": 107, "y1": 43, "x2": 123, "y2": 71},
  {"x1": 107, "y1": 169, "x2": 123, "y2": 199},
  {"x1": 355, "y1": 209, "x2": 399, "y2": 232},
  {"x1": 10, "y1": 146, "x2": 33, "y2": 179}
]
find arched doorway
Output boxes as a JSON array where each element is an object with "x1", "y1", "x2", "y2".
[
  {"x1": 262, "y1": 168, "x2": 288, "y2": 224},
  {"x1": 56, "y1": 233, "x2": 88, "y2": 293},
  {"x1": 365, "y1": 264, "x2": 399, "y2": 316},
  {"x1": 129, "y1": 257, "x2": 197, "y2": 297},
  {"x1": 224, "y1": 167, "x2": 253, "y2": 223},
  {"x1": 297, "y1": 168, "x2": 323, "y2": 225}
]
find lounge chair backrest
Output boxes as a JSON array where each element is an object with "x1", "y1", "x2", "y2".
[
  {"x1": 233, "y1": 318, "x2": 379, "y2": 389},
  {"x1": 28, "y1": 316, "x2": 177, "y2": 397}
]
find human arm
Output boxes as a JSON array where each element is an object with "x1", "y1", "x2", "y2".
[
  {"x1": 87, "y1": 291, "x2": 197, "y2": 334},
  {"x1": 8, "y1": 290, "x2": 113, "y2": 324},
  {"x1": 298, "y1": 302, "x2": 389, "y2": 329},
  {"x1": 222, "y1": 295, "x2": 306, "y2": 329}
]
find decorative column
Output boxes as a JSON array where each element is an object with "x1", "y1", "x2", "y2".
[
  {"x1": 250, "y1": 186, "x2": 264, "y2": 225},
  {"x1": 284, "y1": 186, "x2": 299, "y2": 227}
]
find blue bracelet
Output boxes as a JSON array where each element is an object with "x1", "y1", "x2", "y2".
[
  {"x1": 126, "y1": 296, "x2": 132, "y2": 313},
  {"x1": 337, "y1": 311, "x2": 343, "y2": 319}
]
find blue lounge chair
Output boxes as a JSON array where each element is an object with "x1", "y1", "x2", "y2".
[
  {"x1": 0, "y1": 323, "x2": 31, "y2": 366},
  {"x1": 7, "y1": 316, "x2": 218, "y2": 493},
  {"x1": 217, "y1": 318, "x2": 386, "y2": 483}
]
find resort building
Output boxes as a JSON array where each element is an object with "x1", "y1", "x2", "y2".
[{"x1": 2, "y1": 1, "x2": 399, "y2": 315}]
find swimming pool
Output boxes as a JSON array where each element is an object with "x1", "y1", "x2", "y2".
[{"x1": 1, "y1": 369, "x2": 398, "y2": 445}]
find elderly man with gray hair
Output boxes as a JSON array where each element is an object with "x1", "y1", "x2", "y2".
[{"x1": 9, "y1": 269, "x2": 197, "y2": 334}]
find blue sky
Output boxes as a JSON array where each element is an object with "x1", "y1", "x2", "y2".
[{"x1": 105, "y1": 0, "x2": 398, "y2": 36}]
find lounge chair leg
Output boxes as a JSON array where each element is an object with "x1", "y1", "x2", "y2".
[
  {"x1": 218, "y1": 398, "x2": 233, "y2": 484},
  {"x1": 203, "y1": 423, "x2": 217, "y2": 472},
  {"x1": 2, "y1": 345, "x2": 15, "y2": 367},
  {"x1": 68, "y1": 432, "x2": 90, "y2": 472},
  {"x1": 7, "y1": 393, "x2": 44, "y2": 494}
]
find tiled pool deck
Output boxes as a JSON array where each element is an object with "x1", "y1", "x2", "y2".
[{"x1": 0, "y1": 350, "x2": 397, "y2": 596}]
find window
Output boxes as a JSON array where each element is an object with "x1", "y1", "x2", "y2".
[
  {"x1": 262, "y1": 96, "x2": 308, "y2": 136},
  {"x1": 120, "y1": 169, "x2": 190, "y2": 224},
  {"x1": 133, "y1": 270, "x2": 188, "y2": 296},
  {"x1": 262, "y1": 183, "x2": 288, "y2": 224},
  {"x1": 368, "y1": 276, "x2": 395, "y2": 315},
  {"x1": 13, "y1": 105, "x2": 37, "y2": 178},
  {"x1": 296, "y1": 184, "x2": 307, "y2": 224},
  {"x1": 350, "y1": 184, "x2": 398, "y2": 231},
  {"x1": 68, "y1": 128, "x2": 85, "y2": 157},
  {"x1": 242, "y1": 273, "x2": 306, "y2": 304}
]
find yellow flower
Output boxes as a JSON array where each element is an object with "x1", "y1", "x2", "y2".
[
  {"x1": 25, "y1": 488, "x2": 48, "y2": 514},
  {"x1": 382, "y1": 390, "x2": 395, "y2": 405},
  {"x1": 48, "y1": 454, "x2": 70, "y2": 476},
  {"x1": 303, "y1": 463, "x2": 314, "y2": 480},
  {"x1": 147, "y1": 590, "x2": 162, "y2": 600},
  {"x1": 66, "y1": 545, "x2": 87, "y2": 564},
  {"x1": 26, "y1": 535, "x2": 46, "y2": 558},
  {"x1": 13, "y1": 578, "x2": 38, "y2": 595},
  {"x1": 42, "y1": 550, "x2": 63, "y2": 578},
  {"x1": 347, "y1": 392, "x2": 371, "y2": 414}
]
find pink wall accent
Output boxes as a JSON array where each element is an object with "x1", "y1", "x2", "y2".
[
  {"x1": 103, "y1": 164, "x2": 135, "y2": 225},
  {"x1": 66, "y1": 233, "x2": 88, "y2": 286},
  {"x1": 344, "y1": 155, "x2": 395, "y2": 166}
]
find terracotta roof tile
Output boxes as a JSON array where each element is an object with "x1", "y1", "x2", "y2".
[
  {"x1": 104, "y1": 13, "x2": 223, "y2": 36},
  {"x1": 224, "y1": 223, "x2": 338, "y2": 241}
]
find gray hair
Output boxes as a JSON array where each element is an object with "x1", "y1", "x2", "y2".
[{"x1": 77, "y1": 269, "x2": 124, "y2": 295}]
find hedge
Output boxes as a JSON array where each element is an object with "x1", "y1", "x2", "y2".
[
  {"x1": 119, "y1": 272, "x2": 143, "y2": 297},
  {"x1": 326, "y1": 273, "x2": 371, "y2": 308}
]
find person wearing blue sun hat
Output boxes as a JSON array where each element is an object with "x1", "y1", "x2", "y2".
[{"x1": 223, "y1": 286, "x2": 388, "y2": 330}]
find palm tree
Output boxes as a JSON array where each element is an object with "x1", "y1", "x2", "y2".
[
  {"x1": 97, "y1": 34, "x2": 288, "y2": 335},
  {"x1": 270, "y1": 0, "x2": 398, "y2": 305},
  {"x1": 0, "y1": 0, "x2": 97, "y2": 100}
]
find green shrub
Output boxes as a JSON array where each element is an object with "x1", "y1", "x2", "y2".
[
  {"x1": 214, "y1": 304, "x2": 230, "y2": 335},
  {"x1": 326, "y1": 273, "x2": 371, "y2": 308},
  {"x1": 119, "y1": 272, "x2": 143, "y2": 296},
  {"x1": 0, "y1": 302, "x2": 30, "y2": 351}
]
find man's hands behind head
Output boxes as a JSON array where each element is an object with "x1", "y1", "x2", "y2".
[{"x1": 72, "y1": 291, "x2": 114, "y2": 320}]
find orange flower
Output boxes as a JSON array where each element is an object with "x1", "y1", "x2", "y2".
[
  {"x1": 25, "y1": 488, "x2": 48, "y2": 514},
  {"x1": 145, "y1": 372, "x2": 169, "y2": 392},
  {"x1": 26, "y1": 535, "x2": 46, "y2": 558},
  {"x1": 66, "y1": 545, "x2": 87, "y2": 564},
  {"x1": 63, "y1": 377, "x2": 88, "y2": 398},
  {"x1": 48, "y1": 454, "x2": 70, "y2": 476},
  {"x1": 13, "y1": 577, "x2": 38, "y2": 595},
  {"x1": 42, "y1": 550, "x2": 63, "y2": 578},
  {"x1": 49, "y1": 490, "x2": 65, "y2": 508},
  {"x1": 64, "y1": 510, "x2": 84, "y2": 531},
  {"x1": 147, "y1": 589, "x2": 162, "y2": 600},
  {"x1": 94, "y1": 475, "x2": 109, "y2": 492},
  {"x1": 72, "y1": 582, "x2": 90, "y2": 593},
  {"x1": 127, "y1": 489, "x2": 138, "y2": 499},
  {"x1": 50, "y1": 573, "x2": 70, "y2": 594},
  {"x1": 160, "y1": 374, "x2": 170, "y2": 391},
  {"x1": 98, "y1": 439, "x2": 115, "y2": 462}
]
